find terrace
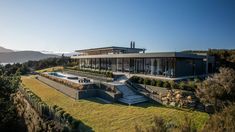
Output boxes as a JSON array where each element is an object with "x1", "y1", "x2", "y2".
[{"x1": 21, "y1": 75, "x2": 209, "y2": 131}]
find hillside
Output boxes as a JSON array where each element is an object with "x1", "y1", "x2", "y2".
[
  {"x1": 0, "y1": 51, "x2": 58, "y2": 63},
  {"x1": 0, "y1": 46, "x2": 14, "y2": 53}
]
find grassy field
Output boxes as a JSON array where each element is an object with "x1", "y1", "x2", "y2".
[{"x1": 21, "y1": 75, "x2": 209, "y2": 132}]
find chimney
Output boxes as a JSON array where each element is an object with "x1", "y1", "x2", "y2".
[
  {"x1": 130, "y1": 41, "x2": 133, "y2": 48},
  {"x1": 133, "y1": 41, "x2": 135, "y2": 48}
]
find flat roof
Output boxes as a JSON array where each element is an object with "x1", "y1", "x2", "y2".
[
  {"x1": 71, "y1": 52, "x2": 206, "y2": 59},
  {"x1": 75, "y1": 46, "x2": 144, "y2": 53}
]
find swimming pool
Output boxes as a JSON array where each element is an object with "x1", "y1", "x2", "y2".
[{"x1": 47, "y1": 72, "x2": 92, "y2": 84}]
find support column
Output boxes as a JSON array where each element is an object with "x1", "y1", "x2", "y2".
[
  {"x1": 99, "y1": 58, "x2": 101, "y2": 71},
  {"x1": 157, "y1": 59, "x2": 160, "y2": 75},
  {"x1": 151, "y1": 58, "x2": 155, "y2": 75}
]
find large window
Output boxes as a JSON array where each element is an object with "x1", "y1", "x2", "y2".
[
  {"x1": 79, "y1": 57, "x2": 176, "y2": 77},
  {"x1": 117, "y1": 58, "x2": 123, "y2": 72},
  {"x1": 111, "y1": 58, "x2": 117, "y2": 72},
  {"x1": 144, "y1": 58, "x2": 151, "y2": 74},
  {"x1": 123, "y1": 58, "x2": 130, "y2": 72},
  {"x1": 96, "y1": 58, "x2": 100, "y2": 69},
  {"x1": 100, "y1": 58, "x2": 106, "y2": 70},
  {"x1": 107, "y1": 58, "x2": 112, "y2": 70},
  {"x1": 134, "y1": 58, "x2": 144, "y2": 73},
  {"x1": 91, "y1": 58, "x2": 96, "y2": 69}
]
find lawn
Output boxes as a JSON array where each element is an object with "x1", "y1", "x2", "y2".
[{"x1": 21, "y1": 75, "x2": 209, "y2": 132}]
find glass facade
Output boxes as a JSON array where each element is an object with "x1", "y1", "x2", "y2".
[{"x1": 78, "y1": 57, "x2": 176, "y2": 77}]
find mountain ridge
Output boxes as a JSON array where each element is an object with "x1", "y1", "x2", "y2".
[
  {"x1": 0, "y1": 46, "x2": 58, "y2": 63},
  {"x1": 0, "y1": 46, "x2": 14, "y2": 53}
]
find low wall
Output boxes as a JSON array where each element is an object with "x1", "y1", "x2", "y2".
[
  {"x1": 78, "y1": 89, "x2": 122, "y2": 102},
  {"x1": 36, "y1": 75, "x2": 79, "y2": 99},
  {"x1": 37, "y1": 75, "x2": 122, "y2": 102}
]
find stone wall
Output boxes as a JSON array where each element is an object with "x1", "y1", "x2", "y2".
[
  {"x1": 161, "y1": 90, "x2": 197, "y2": 108},
  {"x1": 11, "y1": 91, "x2": 64, "y2": 132},
  {"x1": 129, "y1": 81, "x2": 205, "y2": 111}
]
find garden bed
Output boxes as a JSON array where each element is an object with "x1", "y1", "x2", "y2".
[{"x1": 130, "y1": 76, "x2": 201, "y2": 91}]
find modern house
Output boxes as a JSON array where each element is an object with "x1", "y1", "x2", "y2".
[{"x1": 71, "y1": 42, "x2": 215, "y2": 78}]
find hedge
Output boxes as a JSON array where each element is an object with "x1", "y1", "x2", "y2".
[
  {"x1": 40, "y1": 73, "x2": 84, "y2": 90},
  {"x1": 67, "y1": 67, "x2": 114, "y2": 78},
  {"x1": 130, "y1": 76, "x2": 198, "y2": 91},
  {"x1": 19, "y1": 86, "x2": 80, "y2": 131}
]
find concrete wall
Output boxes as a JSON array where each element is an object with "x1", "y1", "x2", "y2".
[
  {"x1": 78, "y1": 89, "x2": 121, "y2": 102},
  {"x1": 37, "y1": 75, "x2": 121, "y2": 102}
]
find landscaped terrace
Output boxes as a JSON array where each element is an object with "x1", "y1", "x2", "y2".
[{"x1": 21, "y1": 75, "x2": 209, "y2": 132}]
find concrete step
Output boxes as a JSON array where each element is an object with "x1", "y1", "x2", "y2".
[
  {"x1": 115, "y1": 83, "x2": 148, "y2": 105},
  {"x1": 116, "y1": 85, "x2": 136, "y2": 97},
  {"x1": 118, "y1": 95, "x2": 148, "y2": 105}
]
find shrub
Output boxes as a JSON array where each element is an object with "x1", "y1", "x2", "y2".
[
  {"x1": 138, "y1": 78, "x2": 144, "y2": 84},
  {"x1": 144, "y1": 78, "x2": 151, "y2": 85},
  {"x1": 67, "y1": 115, "x2": 73, "y2": 124},
  {"x1": 203, "y1": 104, "x2": 235, "y2": 132},
  {"x1": 163, "y1": 81, "x2": 171, "y2": 88},
  {"x1": 71, "y1": 120, "x2": 80, "y2": 129},
  {"x1": 63, "y1": 113, "x2": 70, "y2": 120},
  {"x1": 179, "y1": 116, "x2": 197, "y2": 132},
  {"x1": 178, "y1": 81, "x2": 186, "y2": 90},
  {"x1": 169, "y1": 81, "x2": 176, "y2": 89},
  {"x1": 55, "y1": 107, "x2": 63, "y2": 112},
  {"x1": 57, "y1": 110, "x2": 65, "y2": 117},
  {"x1": 78, "y1": 68, "x2": 114, "y2": 78},
  {"x1": 156, "y1": 80, "x2": 163, "y2": 87},
  {"x1": 151, "y1": 79, "x2": 156, "y2": 86},
  {"x1": 187, "y1": 81, "x2": 196, "y2": 90},
  {"x1": 52, "y1": 105, "x2": 59, "y2": 110},
  {"x1": 131, "y1": 76, "x2": 139, "y2": 83},
  {"x1": 194, "y1": 77, "x2": 201, "y2": 83},
  {"x1": 62, "y1": 126, "x2": 70, "y2": 132}
]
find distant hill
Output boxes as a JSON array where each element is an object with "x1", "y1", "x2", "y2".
[
  {"x1": 0, "y1": 46, "x2": 14, "y2": 53},
  {"x1": 0, "y1": 50, "x2": 58, "y2": 63}
]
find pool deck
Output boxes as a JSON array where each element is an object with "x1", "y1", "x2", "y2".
[{"x1": 46, "y1": 72, "x2": 94, "y2": 85}]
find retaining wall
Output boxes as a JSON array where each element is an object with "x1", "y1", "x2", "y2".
[
  {"x1": 37, "y1": 75, "x2": 79, "y2": 99},
  {"x1": 37, "y1": 75, "x2": 121, "y2": 102}
]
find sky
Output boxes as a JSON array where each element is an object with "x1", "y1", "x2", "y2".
[{"x1": 0, "y1": 0, "x2": 234, "y2": 53}]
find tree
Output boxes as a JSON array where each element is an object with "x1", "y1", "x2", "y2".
[
  {"x1": 196, "y1": 67, "x2": 235, "y2": 111},
  {"x1": 0, "y1": 67, "x2": 26, "y2": 131},
  {"x1": 203, "y1": 104, "x2": 235, "y2": 132}
]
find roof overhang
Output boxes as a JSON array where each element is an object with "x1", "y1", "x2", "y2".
[
  {"x1": 75, "y1": 46, "x2": 144, "y2": 53},
  {"x1": 71, "y1": 52, "x2": 206, "y2": 59}
]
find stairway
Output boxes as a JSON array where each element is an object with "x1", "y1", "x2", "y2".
[{"x1": 116, "y1": 84, "x2": 148, "y2": 105}]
